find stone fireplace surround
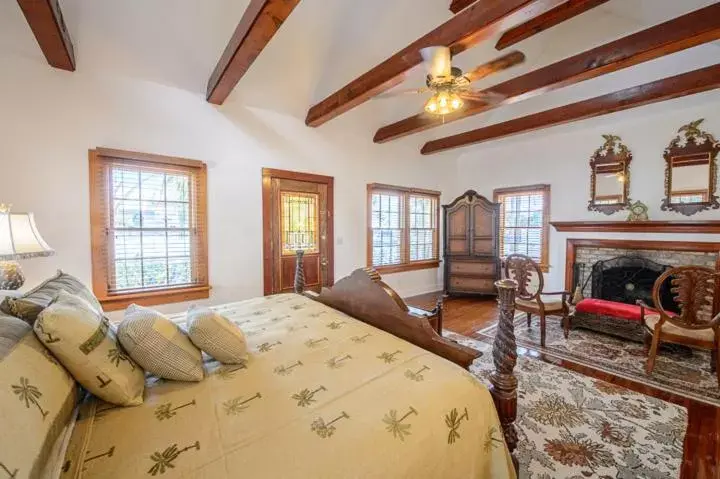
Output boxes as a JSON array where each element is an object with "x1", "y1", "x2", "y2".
[{"x1": 565, "y1": 239, "x2": 720, "y2": 302}]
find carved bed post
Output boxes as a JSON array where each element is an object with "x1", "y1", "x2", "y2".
[
  {"x1": 490, "y1": 278, "x2": 519, "y2": 473},
  {"x1": 294, "y1": 250, "x2": 305, "y2": 294}
]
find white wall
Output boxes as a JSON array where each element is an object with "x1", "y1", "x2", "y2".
[
  {"x1": 454, "y1": 91, "x2": 720, "y2": 290},
  {"x1": 0, "y1": 55, "x2": 452, "y2": 318}
]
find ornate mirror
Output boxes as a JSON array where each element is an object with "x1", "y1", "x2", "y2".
[
  {"x1": 661, "y1": 119, "x2": 719, "y2": 216},
  {"x1": 588, "y1": 135, "x2": 632, "y2": 215}
]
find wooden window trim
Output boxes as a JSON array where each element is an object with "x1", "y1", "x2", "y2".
[
  {"x1": 366, "y1": 183, "x2": 441, "y2": 274},
  {"x1": 493, "y1": 184, "x2": 550, "y2": 273},
  {"x1": 89, "y1": 148, "x2": 210, "y2": 311}
]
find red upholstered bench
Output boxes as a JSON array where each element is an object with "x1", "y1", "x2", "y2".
[{"x1": 570, "y1": 298, "x2": 651, "y2": 342}]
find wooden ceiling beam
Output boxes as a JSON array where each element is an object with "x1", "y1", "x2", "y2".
[
  {"x1": 449, "y1": 0, "x2": 477, "y2": 14},
  {"x1": 420, "y1": 64, "x2": 720, "y2": 154},
  {"x1": 207, "y1": 0, "x2": 300, "y2": 105},
  {"x1": 17, "y1": 0, "x2": 75, "y2": 71},
  {"x1": 305, "y1": 0, "x2": 566, "y2": 127},
  {"x1": 374, "y1": 3, "x2": 720, "y2": 143},
  {"x1": 495, "y1": 0, "x2": 610, "y2": 50}
]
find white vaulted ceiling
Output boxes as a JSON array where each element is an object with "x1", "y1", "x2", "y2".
[{"x1": 0, "y1": 0, "x2": 718, "y2": 152}]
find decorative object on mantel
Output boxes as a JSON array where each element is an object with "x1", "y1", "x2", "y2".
[
  {"x1": 588, "y1": 134, "x2": 632, "y2": 215},
  {"x1": 661, "y1": 119, "x2": 719, "y2": 216},
  {"x1": 0, "y1": 204, "x2": 54, "y2": 289},
  {"x1": 626, "y1": 200, "x2": 649, "y2": 221},
  {"x1": 550, "y1": 220, "x2": 720, "y2": 234}
]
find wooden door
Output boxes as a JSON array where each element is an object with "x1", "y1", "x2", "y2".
[
  {"x1": 262, "y1": 169, "x2": 334, "y2": 295},
  {"x1": 471, "y1": 201, "x2": 496, "y2": 256},
  {"x1": 444, "y1": 202, "x2": 470, "y2": 256}
]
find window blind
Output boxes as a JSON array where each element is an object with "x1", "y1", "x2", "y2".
[
  {"x1": 367, "y1": 184, "x2": 439, "y2": 272},
  {"x1": 494, "y1": 185, "x2": 550, "y2": 268},
  {"x1": 90, "y1": 154, "x2": 208, "y2": 295}
]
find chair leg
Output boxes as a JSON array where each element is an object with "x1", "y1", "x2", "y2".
[
  {"x1": 643, "y1": 329, "x2": 652, "y2": 354},
  {"x1": 562, "y1": 311, "x2": 570, "y2": 339},
  {"x1": 540, "y1": 314, "x2": 546, "y2": 347},
  {"x1": 526, "y1": 312, "x2": 532, "y2": 327},
  {"x1": 646, "y1": 331, "x2": 661, "y2": 375}
]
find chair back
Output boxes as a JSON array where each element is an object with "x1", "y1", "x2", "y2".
[
  {"x1": 504, "y1": 254, "x2": 543, "y2": 301},
  {"x1": 651, "y1": 265, "x2": 720, "y2": 331}
]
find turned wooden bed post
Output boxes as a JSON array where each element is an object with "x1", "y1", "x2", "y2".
[
  {"x1": 294, "y1": 250, "x2": 305, "y2": 293},
  {"x1": 491, "y1": 278, "x2": 519, "y2": 472}
]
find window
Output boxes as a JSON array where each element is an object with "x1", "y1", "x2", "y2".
[
  {"x1": 89, "y1": 148, "x2": 209, "y2": 310},
  {"x1": 367, "y1": 183, "x2": 440, "y2": 273},
  {"x1": 494, "y1": 184, "x2": 550, "y2": 271},
  {"x1": 671, "y1": 190, "x2": 708, "y2": 203},
  {"x1": 281, "y1": 192, "x2": 319, "y2": 255}
]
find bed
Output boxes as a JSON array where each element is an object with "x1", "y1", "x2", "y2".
[{"x1": 2, "y1": 262, "x2": 521, "y2": 478}]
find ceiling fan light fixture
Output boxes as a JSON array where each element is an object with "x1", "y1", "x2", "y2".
[{"x1": 424, "y1": 91, "x2": 463, "y2": 115}]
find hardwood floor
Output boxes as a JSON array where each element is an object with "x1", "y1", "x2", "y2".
[{"x1": 405, "y1": 292, "x2": 719, "y2": 479}]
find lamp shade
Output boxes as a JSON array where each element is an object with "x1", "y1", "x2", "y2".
[{"x1": 0, "y1": 206, "x2": 54, "y2": 261}]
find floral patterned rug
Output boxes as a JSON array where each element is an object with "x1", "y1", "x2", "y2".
[
  {"x1": 480, "y1": 315, "x2": 720, "y2": 407},
  {"x1": 446, "y1": 332, "x2": 687, "y2": 479}
]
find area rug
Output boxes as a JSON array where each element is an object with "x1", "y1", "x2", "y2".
[
  {"x1": 446, "y1": 332, "x2": 687, "y2": 479},
  {"x1": 480, "y1": 315, "x2": 720, "y2": 407}
]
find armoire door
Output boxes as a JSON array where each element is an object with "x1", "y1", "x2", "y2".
[
  {"x1": 445, "y1": 203, "x2": 470, "y2": 256},
  {"x1": 471, "y1": 202, "x2": 496, "y2": 256},
  {"x1": 262, "y1": 169, "x2": 334, "y2": 295}
]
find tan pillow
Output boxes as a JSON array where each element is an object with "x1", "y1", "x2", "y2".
[
  {"x1": 187, "y1": 305, "x2": 248, "y2": 364},
  {"x1": 1, "y1": 312, "x2": 79, "y2": 478},
  {"x1": 34, "y1": 291, "x2": 144, "y2": 406},
  {"x1": 1, "y1": 270, "x2": 102, "y2": 325},
  {"x1": 118, "y1": 304, "x2": 204, "y2": 381}
]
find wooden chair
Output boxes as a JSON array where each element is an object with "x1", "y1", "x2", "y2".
[
  {"x1": 504, "y1": 254, "x2": 570, "y2": 347},
  {"x1": 639, "y1": 266, "x2": 720, "y2": 387}
]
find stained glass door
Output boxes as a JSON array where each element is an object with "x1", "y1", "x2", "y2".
[{"x1": 263, "y1": 170, "x2": 333, "y2": 294}]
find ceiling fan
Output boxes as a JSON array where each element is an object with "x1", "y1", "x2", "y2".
[{"x1": 374, "y1": 46, "x2": 525, "y2": 116}]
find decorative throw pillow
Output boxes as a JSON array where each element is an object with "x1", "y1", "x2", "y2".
[
  {"x1": 1, "y1": 270, "x2": 102, "y2": 325},
  {"x1": 118, "y1": 304, "x2": 204, "y2": 381},
  {"x1": 186, "y1": 305, "x2": 248, "y2": 364},
  {"x1": 1, "y1": 312, "x2": 79, "y2": 478},
  {"x1": 34, "y1": 290, "x2": 144, "y2": 406}
]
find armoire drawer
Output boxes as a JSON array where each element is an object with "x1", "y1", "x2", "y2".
[
  {"x1": 448, "y1": 276, "x2": 495, "y2": 293},
  {"x1": 449, "y1": 261, "x2": 496, "y2": 276}
]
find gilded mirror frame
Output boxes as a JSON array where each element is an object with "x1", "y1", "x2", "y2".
[
  {"x1": 660, "y1": 119, "x2": 719, "y2": 216},
  {"x1": 588, "y1": 135, "x2": 632, "y2": 215}
]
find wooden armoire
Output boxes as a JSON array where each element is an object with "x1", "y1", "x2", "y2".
[{"x1": 443, "y1": 190, "x2": 500, "y2": 296}]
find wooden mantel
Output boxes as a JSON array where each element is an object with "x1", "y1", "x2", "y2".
[{"x1": 550, "y1": 220, "x2": 720, "y2": 234}]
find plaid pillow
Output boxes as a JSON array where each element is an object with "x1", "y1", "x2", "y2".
[{"x1": 187, "y1": 305, "x2": 247, "y2": 364}]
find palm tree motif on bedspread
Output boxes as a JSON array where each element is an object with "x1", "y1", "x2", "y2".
[
  {"x1": 0, "y1": 462, "x2": 18, "y2": 478},
  {"x1": 326, "y1": 354, "x2": 352, "y2": 369},
  {"x1": 404, "y1": 365, "x2": 430, "y2": 382},
  {"x1": 147, "y1": 441, "x2": 200, "y2": 476},
  {"x1": 11, "y1": 377, "x2": 48, "y2": 420},
  {"x1": 383, "y1": 407, "x2": 418, "y2": 441},
  {"x1": 274, "y1": 360, "x2": 303, "y2": 376},
  {"x1": 445, "y1": 407, "x2": 469, "y2": 444},
  {"x1": 311, "y1": 412, "x2": 350, "y2": 438},
  {"x1": 154, "y1": 400, "x2": 196, "y2": 421},
  {"x1": 350, "y1": 333, "x2": 371, "y2": 344},
  {"x1": 292, "y1": 386, "x2": 327, "y2": 407},
  {"x1": 377, "y1": 350, "x2": 402, "y2": 363},
  {"x1": 223, "y1": 393, "x2": 262, "y2": 415}
]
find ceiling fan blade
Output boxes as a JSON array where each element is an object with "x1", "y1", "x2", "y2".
[
  {"x1": 373, "y1": 87, "x2": 429, "y2": 100},
  {"x1": 463, "y1": 51, "x2": 525, "y2": 83},
  {"x1": 420, "y1": 46, "x2": 452, "y2": 78},
  {"x1": 457, "y1": 90, "x2": 507, "y2": 104}
]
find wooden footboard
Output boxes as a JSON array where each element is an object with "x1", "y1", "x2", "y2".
[{"x1": 293, "y1": 252, "x2": 520, "y2": 472}]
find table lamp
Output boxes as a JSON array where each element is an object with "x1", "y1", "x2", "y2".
[{"x1": 0, "y1": 204, "x2": 54, "y2": 290}]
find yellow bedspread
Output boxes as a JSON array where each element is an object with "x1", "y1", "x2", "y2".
[{"x1": 62, "y1": 294, "x2": 514, "y2": 478}]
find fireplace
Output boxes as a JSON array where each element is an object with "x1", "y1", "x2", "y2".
[
  {"x1": 567, "y1": 239, "x2": 720, "y2": 313},
  {"x1": 586, "y1": 256, "x2": 677, "y2": 312}
]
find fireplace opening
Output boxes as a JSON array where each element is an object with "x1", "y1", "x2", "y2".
[{"x1": 578, "y1": 256, "x2": 678, "y2": 313}]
